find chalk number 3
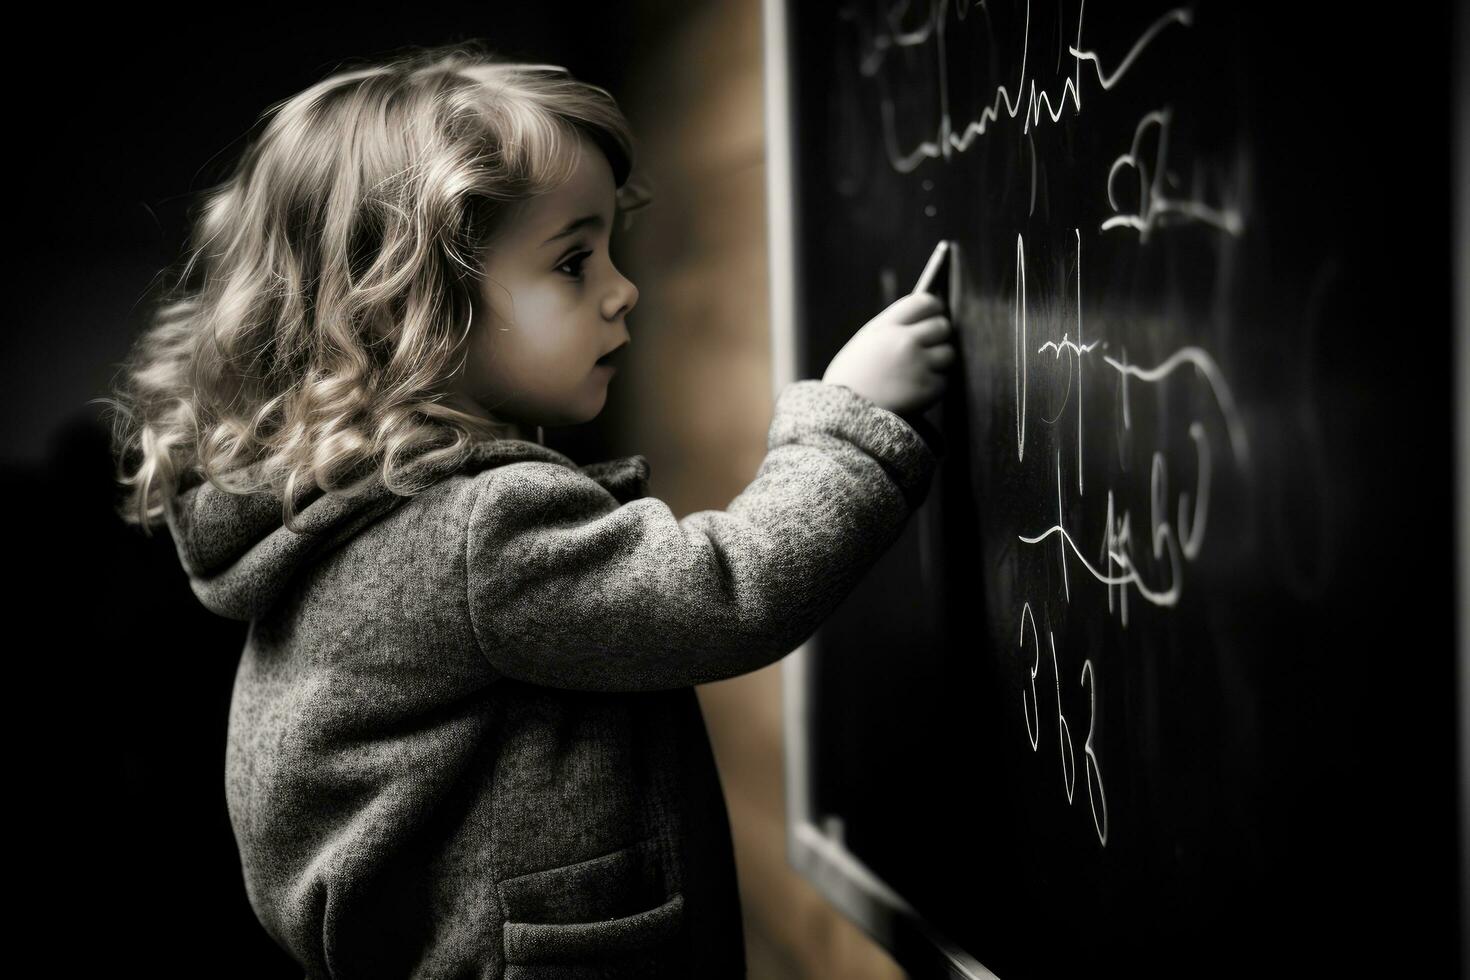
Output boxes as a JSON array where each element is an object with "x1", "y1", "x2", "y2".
[{"x1": 1019, "y1": 603, "x2": 1109, "y2": 847}]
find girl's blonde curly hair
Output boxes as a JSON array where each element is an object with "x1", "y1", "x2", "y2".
[{"x1": 106, "y1": 41, "x2": 649, "y2": 533}]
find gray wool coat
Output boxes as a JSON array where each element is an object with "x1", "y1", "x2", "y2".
[{"x1": 166, "y1": 380, "x2": 940, "y2": 979}]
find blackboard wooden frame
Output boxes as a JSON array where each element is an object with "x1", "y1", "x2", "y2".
[{"x1": 764, "y1": 1, "x2": 995, "y2": 976}]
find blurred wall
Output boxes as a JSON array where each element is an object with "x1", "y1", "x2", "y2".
[{"x1": 618, "y1": 3, "x2": 908, "y2": 978}]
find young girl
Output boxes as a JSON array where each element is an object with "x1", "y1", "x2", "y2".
[{"x1": 109, "y1": 43, "x2": 953, "y2": 979}]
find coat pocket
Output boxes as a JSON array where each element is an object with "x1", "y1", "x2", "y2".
[{"x1": 497, "y1": 837, "x2": 685, "y2": 967}]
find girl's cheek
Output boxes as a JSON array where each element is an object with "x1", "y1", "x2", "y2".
[{"x1": 514, "y1": 284, "x2": 569, "y2": 324}]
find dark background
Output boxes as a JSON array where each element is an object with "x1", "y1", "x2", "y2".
[{"x1": 15, "y1": 6, "x2": 669, "y2": 974}]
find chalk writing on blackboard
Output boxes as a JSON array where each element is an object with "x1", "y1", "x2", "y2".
[
  {"x1": 1101, "y1": 349, "x2": 1249, "y2": 465},
  {"x1": 1035, "y1": 231, "x2": 1098, "y2": 493},
  {"x1": 1013, "y1": 228, "x2": 1248, "y2": 610},
  {"x1": 1019, "y1": 602, "x2": 1042, "y2": 752},
  {"x1": 1019, "y1": 599, "x2": 1108, "y2": 844},
  {"x1": 1081, "y1": 658, "x2": 1108, "y2": 845},
  {"x1": 1103, "y1": 108, "x2": 1244, "y2": 241},
  {"x1": 1007, "y1": 218, "x2": 1248, "y2": 843},
  {"x1": 843, "y1": 0, "x2": 1194, "y2": 173},
  {"x1": 846, "y1": 0, "x2": 1253, "y2": 849},
  {"x1": 1013, "y1": 233, "x2": 1029, "y2": 463}
]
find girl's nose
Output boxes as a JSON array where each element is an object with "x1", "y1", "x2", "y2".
[{"x1": 603, "y1": 268, "x2": 638, "y2": 322}]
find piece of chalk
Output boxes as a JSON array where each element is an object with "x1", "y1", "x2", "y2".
[{"x1": 914, "y1": 240, "x2": 950, "y2": 295}]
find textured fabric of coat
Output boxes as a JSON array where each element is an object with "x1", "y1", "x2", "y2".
[{"x1": 165, "y1": 380, "x2": 940, "y2": 979}]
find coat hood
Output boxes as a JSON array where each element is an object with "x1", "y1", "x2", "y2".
[{"x1": 165, "y1": 441, "x2": 651, "y2": 621}]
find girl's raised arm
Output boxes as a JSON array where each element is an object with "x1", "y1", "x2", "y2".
[{"x1": 464, "y1": 379, "x2": 938, "y2": 692}]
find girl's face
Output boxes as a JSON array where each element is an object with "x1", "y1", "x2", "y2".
[{"x1": 449, "y1": 134, "x2": 638, "y2": 429}]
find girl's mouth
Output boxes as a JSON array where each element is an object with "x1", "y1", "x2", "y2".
[{"x1": 596, "y1": 344, "x2": 627, "y2": 368}]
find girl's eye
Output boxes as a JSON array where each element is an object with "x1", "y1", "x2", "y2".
[{"x1": 556, "y1": 251, "x2": 592, "y2": 279}]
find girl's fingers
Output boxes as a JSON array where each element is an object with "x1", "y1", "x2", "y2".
[
  {"x1": 906, "y1": 315, "x2": 952, "y2": 346},
  {"x1": 889, "y1": 292, "x2": 945, "y2": 322},
  {"x1": 926, "y1": 343, "x2": 957, "y2": 369}
]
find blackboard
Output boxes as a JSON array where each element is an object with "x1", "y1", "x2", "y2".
[{"x1": 765, "y1": 1, "x2": 1462, "y2": 976}]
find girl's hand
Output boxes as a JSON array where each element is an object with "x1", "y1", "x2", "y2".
[{"x1": 821, "y1": 293, "x2": 955, "y2": 420}]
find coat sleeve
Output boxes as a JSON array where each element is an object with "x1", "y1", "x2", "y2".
[{"x1": 464, "y1": 380, "x2": 940, "y2": 692}]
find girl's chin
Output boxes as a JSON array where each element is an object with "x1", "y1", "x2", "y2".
[{"x1": 544, "y1": 392, "x2": 608, "y2": 428}]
